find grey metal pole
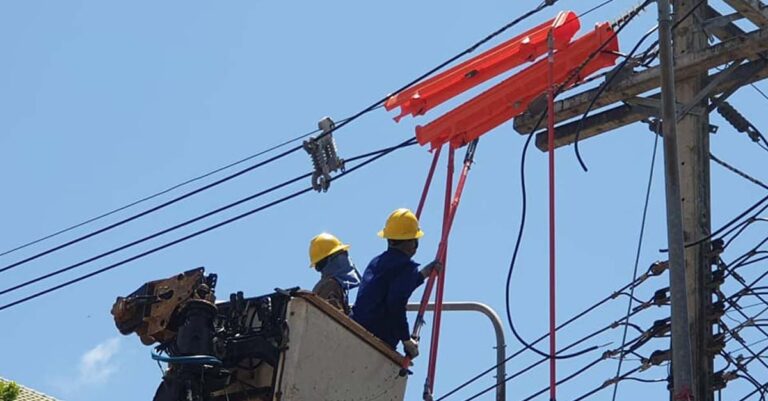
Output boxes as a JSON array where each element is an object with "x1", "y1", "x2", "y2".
[
  {"x1": 658, "y1": 0, "x2": 695, "y2": 398},
  {"x1": 407, "y1": 302, "x2": 506, "y2": 401}
]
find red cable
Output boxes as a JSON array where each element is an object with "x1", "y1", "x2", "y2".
[{"x1": 547, "y1": 30, "x2": 557, "y2": 401}]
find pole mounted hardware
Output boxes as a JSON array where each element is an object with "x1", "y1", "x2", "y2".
[{"x1": 303, "y1": 117, "x2": 345, "y2": 192}]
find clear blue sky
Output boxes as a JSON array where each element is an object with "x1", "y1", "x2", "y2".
[{"x1": 1, "y1": 1, "x2": 767, "y2": 401}]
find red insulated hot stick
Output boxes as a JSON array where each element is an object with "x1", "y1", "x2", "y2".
[
  {"x1": 547, "y1": 30, "x2": 557, "y2": 401},
  {"x1": 423, "y1": 147, "x2": 455, "y2": 399},
  {"x1": 416, "y1": 146, "x2": 443, "y2": 219},
  {"x1": 402, "y1": 148, "x2": 455, "y2": 376},
  {"x1": 400, "y1": 141, "x2": 479, "y2": 383}
]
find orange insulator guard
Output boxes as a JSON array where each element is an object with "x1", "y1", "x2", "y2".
[
  {"x1": 385, "y1": 10, "x2": 580, "y2": 122},
  {"x1": 415, "y1": 22, "x2": 620, "y2": 150}
]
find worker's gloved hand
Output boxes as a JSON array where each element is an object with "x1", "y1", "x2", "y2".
[
  {"x1": 419, "y1": 260, "x2": 443, "y2": 278},
  {"x1": 403, "y1": 337, "x2": 420, "y2": 359}
]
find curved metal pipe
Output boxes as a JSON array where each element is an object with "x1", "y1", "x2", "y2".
[{"x1": 407, "y1": 301, "x2": 506, "y2": 401}]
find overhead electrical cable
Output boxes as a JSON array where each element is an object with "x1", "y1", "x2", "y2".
[
  {"x1": 0, "y1": 0, "x2": 556, "y2": 274},
  {"x1": 710, "y1": 153, "x2": 768, "y2": 191},
  {"x1": 0, "y1": 144, "x2": 307, "y2": 275},
  {"x1": 436, "y1": 262, "x2": 661, "y2": 401},
  {"x1": 0, "y1": 125, "x2": 326, "y2": 259},
  {"x1": 571, "y1": 0, "x2": 707, "y2": 171},
  {"x1": 611, "y1": 126, "x2": 660, "y2": 401},
  {"x1": 571, "y1": 0, "x2": 656, "y2": 171},
  {"x1": 456, "y1": 311, "x2": 661, "y2": 401},
  {"x1": 0, "y1": 140, "x2": 419, "y2": 296},
  {"x1": 504, "y1": 6, "x2": 644, "y2": 361},
  {"x1": 0, "y1": 137, "x2": 417, "y2": 311}
]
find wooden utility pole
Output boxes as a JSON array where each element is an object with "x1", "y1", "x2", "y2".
[
  {"x1": 673, "y1": 0, "x2": 714, "y2": 399},
  {"x1": 659, "y1": 0, "x2": 697, "y2": 398},
  {"x1": 510, "y1": 2, "x2": 768, "y2": 399}
]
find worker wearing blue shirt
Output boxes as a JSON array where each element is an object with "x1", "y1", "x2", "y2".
[{"x1": 352, "y1": 208, "x2": 440, "y2": 358}]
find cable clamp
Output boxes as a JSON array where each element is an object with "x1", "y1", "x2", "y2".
[{"x1": 303, "y1": 117, "x2": 345, "y2": 192}]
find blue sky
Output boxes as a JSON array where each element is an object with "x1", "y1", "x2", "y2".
[{"x1": 1, "y1": 1, "x2": 767, "y2": 401}]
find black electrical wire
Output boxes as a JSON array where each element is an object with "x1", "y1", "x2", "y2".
[
  {"x1": 669, "y1": 194, "x2": 768, "y2": 252},
  {"x1": 572, "y1": 366, "x2": 644, "y2": 401},
  {"x1": 0, "y1": 126, "x2": 324, "y2": 260},
  {"x1": 458, "y1": 322, "x2": 653, "y2": 401},
  {"x1": 436, "y1": 266, "x2": 658, "y2": 401},
  {"x1": 504, "y1": 24, "x2": 631, "y2": 358},
  {"x1": 571, "y1": 0, "x2": 708, "y2": 171},
  {"x1": 710, "y1": 153, "x2": 768, "y2": 191},
  {"x1": 519, "y1": 352, "x2": 616, "y2": 401},
  {"x1": 0, "y1": 139, "x2": 418, "y2": 296},
  {"x1": 0, "y1": 137, "x2": 417, "y2": 312},
  {"x1": 611, "y1": 128, "x2": 659, "y2": 401},
  {"x1": 443, "y1": 304, "x2": 653, "y2": 401},
  {"x1": 0, "y1": 143, "x2": 307, "y2": 275},
  {"x1": 0, "y1": 0, "x2": 555, "y2": 275},
  {"x1": 724, "y1": 218, "x2": 768, "y2": 249},
  {"x1": 572, "y1": 0, "x2": 656, "y2": 171},
  {"x1": 735, "y1": 382, "x2": 768, "y2": 401}
]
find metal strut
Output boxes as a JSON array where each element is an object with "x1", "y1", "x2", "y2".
[{"x1": 303, "y1": 117, "x2": 345, "y2": 192}]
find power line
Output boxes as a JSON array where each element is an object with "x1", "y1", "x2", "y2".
[
  {"x1": 572, "y1": 0, "x2": 708, "y2": 171},
  {"x1": 438, "y1": 270, "x2": 665, "y2": 401},
  {"x1": 456, "y1": 312, "x2": 666, "y2": 401},
  {"x1": 0, "y1": 0, "x2": 558, "y2": 275},
  {"x1": 0, "y1": 137, "x2": 417, "y2": 312},
  {"x1": 572, "y1": 0, "x2": 656, "y2": 171},
  {"x1": 0, "y1": 126, "x2": 323, "y2": 259},
  {"x1": 611, "y1": 127, "x2": 660, "y2": 401},
  {"x1": 0, "y1": 140, "x2": 417, "y2": 296},
  {"x1": 0, "y1": 143, "x2": 305, "y2": 275},
  {"x1": 504, "y1": 8, "x2": 649, "y2": 361},
  {"x1": 710, "y1": 153, "x2": 768, "y2": 191}
]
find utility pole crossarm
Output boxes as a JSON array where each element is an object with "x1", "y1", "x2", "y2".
[
  {"x1": 512, "y1": 26, "x2": 768, "y2": 133},
  {"x1": 533, "y1": 59, "x2": 768, "y2": 150},
  {"x1": 722, "y1": 0, "x2": 768, "y2": 27}
]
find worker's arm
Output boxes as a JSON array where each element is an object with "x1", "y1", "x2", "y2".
[{"x1": 386, "y1": 265, "x2": 424, "y2": 343}]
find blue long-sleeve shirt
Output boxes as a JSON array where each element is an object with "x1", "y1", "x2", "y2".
[{"x1": 352, "y1": 248, "x2": 425, "y2": 348}]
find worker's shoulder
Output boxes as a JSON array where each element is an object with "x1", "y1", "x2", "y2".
[{"x1": 313, "y1": 276, "x2": 343, "y2": 294}]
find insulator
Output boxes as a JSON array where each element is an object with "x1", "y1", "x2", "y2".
[
  {"x1": 652, "y1": 287, "x2": 670, "y2": 306},
  {"x1": 717, "y1": 101, "x2": 761, "y2": 142},
  {"x1": 649, "y1": 260, "x2": 669, "y2": 276},
  {"x1": 303, "y1": 117, "x2": 345, "y2": 192}
]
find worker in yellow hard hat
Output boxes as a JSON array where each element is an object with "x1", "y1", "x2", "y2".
[
  {"x1": 351, "y1": 208, "x2": 441, "y2": 359},
  {"x1": 308, "y1": 233, "x2": 361, "y2": 315}
]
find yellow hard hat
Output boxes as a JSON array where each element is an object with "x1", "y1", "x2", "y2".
[
  {"x1": 309, "y1": 233, "x2": 350, "y2": 267},
  {"x1": 377, "y1": 208, "x2": 425, "y2": 240}
]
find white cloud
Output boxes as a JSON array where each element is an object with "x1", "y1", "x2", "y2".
[
  {"x1": 53, "y1": 337, "x2": 122, "y2": 395},
  {"x1": 78, "y1": 337, "x2": 121, "y2": 385}
]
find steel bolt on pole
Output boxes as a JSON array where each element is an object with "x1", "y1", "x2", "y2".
[{"x1": 658, "y1": 0, "x2": 696, "y2": 399}]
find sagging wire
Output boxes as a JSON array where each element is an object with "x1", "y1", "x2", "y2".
[
  {"x1": 0, "y1": 0, "x2": 557, "y2": 275},
  {"x1": 445, "y1": 287, "x2": 669, "y2": 401},
  {"x1": 435, "y1": 262, "x2": 665, "y2": 401},
  {"x1": 610, "y1": 115, "x2": 660, "y2": 401},
  {"x1": 503, "y1": 6, "x2": 649, "y2": 361},
  {"x1": 0, "y1": 137, "x2": 418, "y2": 311},
  {"x1": 571, "y1": 0, "x2": 708, "y2": 171}
]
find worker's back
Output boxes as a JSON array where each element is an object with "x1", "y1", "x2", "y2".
[{"x1": 352, "y1": 248, "x2": 423, "y2": 348}]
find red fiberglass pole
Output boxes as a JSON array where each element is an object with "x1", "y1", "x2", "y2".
[{"x1": 547, "y1": 29, "x2": 557, "y2": 401}]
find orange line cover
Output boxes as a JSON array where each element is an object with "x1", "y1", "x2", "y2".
[
  {"x1": 385, "y1": 11, "x2": 580, "y2": 122},
  {"x1": 415, "y1": 22, "x2": 619, "y2": 150}
]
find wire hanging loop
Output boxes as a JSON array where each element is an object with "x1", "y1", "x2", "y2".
[{"x1": 303, "y1": 117, "x2": 346, "y2": 192}]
